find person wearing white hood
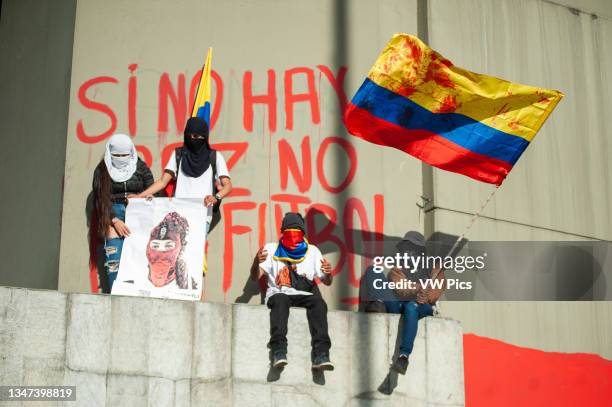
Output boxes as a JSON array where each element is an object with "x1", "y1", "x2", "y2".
[{"x1": 91, "y1": 134, "x2": 156, "y2": 291}]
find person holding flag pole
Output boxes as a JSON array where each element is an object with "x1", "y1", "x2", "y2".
[{"x1": 135, "y1": 48, "x2": 232, "y2": 299}]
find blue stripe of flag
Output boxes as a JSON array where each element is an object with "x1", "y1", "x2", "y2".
[{"x1": 351, "y1": 78, "x2": 529, "y2": 165}]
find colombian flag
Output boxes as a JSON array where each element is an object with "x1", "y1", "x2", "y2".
[
  {"x1": 192, "y1": 47, "x2": 213, "y2": 126},
  {"x1": 345, "y1": 34, "x2": 563, "y2": 185}
]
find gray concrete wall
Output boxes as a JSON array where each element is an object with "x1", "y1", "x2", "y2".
[
  {"x1": 426, "y1": 0, "x2": 612, "y2": 241},
  {"x1": 423, "y1": 0, "x2": 612, "y2": 360},
  {"x1": 55, "y1": 0, "x2": 612, "y2": 304},
  {"x1": 0, "y1": 286, "x2": 465, "y2": 407},
  {"x1": 57, "y1": 0, "x2": 424, "y2": 307},
  {"x1": 443, "y1": 301, "x2": 612, "y2": 359},
  {"x1": 0, "y1": 0, "x2": 76, "y2": 289}
]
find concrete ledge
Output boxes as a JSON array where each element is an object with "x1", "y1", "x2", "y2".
[{"x1": 0, "y1": 286, "x2": 464, "y2": 406}]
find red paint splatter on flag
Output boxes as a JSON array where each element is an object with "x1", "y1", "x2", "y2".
[
  {"x1": 440, "y1": 58, "x2": 454, "y2": 68},
  {"x1": 436, "y1": 95, "x2": 459, "y2": 113},
  {"x1": 508, "y1": 120, "x2": 520, "y2": 130},
  {"x1": 397, "y1": 85, "x2": 416, "y2": 97},
  {"x1": 425, "y1": 62, "x2": 455, "y2": 89},
  {"x1": 495, "y1": 103, "x2": 510, "y2": 116},
  {"x1": 403, "y1": 37, "x2": 422, "y2": 64}
]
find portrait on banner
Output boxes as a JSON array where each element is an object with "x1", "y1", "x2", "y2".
[{"x1": 111, "y1": 198, "x2": 206, "y2": 301}]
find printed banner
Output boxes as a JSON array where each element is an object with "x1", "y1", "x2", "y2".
[{"x1": 111, "y1": 198, "x2": 206, "y2": 301}]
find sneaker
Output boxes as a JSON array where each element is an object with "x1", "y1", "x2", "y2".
[
  {"x1": 272, "y1": 351, "x2": 288, "y2": 368},
  {"x1": 312, "y1": 354, "x2": 334, "y2": 371},
  {"x1": 393, "y1": 354, "x2": 409, "y2": 375}
]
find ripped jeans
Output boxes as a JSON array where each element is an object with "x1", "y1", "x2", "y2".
[{"x1": 104, "y1": 203, "x2": 126, "y2": 291}]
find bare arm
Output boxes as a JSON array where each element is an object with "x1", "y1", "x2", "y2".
[
  {"x1": 250, "y1": 247, "x2": 267, "y2": 281},
  {"x1": 136, "y1": 171, "x2": 174, "y2": 198},
  {"x1": 390, "y1": 267, "x2": 419, "y2": 299},
  {"x1": 205, "y1": 176, "x2": 233, "y2": 207},
  {"x1": 417, "y1": 268, "x2": 445, "y2": 304},
  {"x1": 217, "y1": 176, "x2": 233, "y2": 198},
  {"x1": 320, "y1": 259, "x2": 333, "y2": 286}
]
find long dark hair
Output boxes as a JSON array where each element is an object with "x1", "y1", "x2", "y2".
[{"x1": 92, "y1": 160, "x2": 113, "y2": 238}]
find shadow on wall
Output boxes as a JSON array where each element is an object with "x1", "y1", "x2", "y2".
[{"x1": 233, "y1": 206, "x2": 414, "y2": 305}]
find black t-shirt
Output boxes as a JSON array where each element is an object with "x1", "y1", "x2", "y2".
[{"x1": 92, "y1": 158, "x2": 155, "y2": 202}]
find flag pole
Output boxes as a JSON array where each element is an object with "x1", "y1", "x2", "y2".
[
  {"x1": 447, "y1": 185, "x2": 499, "y2": 256},
  {"x1": 431, "y1": 184, "x2": 500, "y2": 280}
]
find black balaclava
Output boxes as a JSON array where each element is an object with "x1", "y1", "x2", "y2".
[
  {"x1": 280, "y1": 212, "x2": 306, "y2": 233},
  {"x1": 181, "y1": 117, "x2": 211, "y2": 178}
]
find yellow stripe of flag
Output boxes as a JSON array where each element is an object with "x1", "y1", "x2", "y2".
[
  {"x1": 367, "y1": 34, "x2": 563, "y2": 142},
  {"x1": 192, "y1": 47, "x2": 213, "y2": 118}
]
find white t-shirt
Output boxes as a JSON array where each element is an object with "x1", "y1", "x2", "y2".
[
  {"x1": 165, "y1": 150, "x2": 230, "y2": 223},
  {"x1": 259, "y1": 241, "x2": 326, "y2": 304}
]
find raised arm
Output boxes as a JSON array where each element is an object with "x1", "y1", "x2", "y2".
[
  {"x1": 320, "y1": 258, "x2": 333, "y2": 286},
  {"x1": 250, "y1": 247, "x2": 268, "y2": 281}
]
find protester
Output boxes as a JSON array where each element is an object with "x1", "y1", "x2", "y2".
[
  {"x1": 361, "y1": 231, "x2": 445, "y2": 374},
  {"x1": 135, "y1": 117, "x2": 232, "y2": 295},
  {"x1": 251, "y1": 212, "x2": 334, "y2": 370},
  {"x1": 91, "y1": 133, "x2": 155, "y2": 291}
]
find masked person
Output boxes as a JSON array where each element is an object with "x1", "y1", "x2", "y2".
[
  {"x1": 146, "y1": 211, "x2": 192, "y2": 289},
  {"x1": 251, "y1": 212, "x2": 334, "y2": 370},
  {"x1": 91, "y1": 133, "x2": 156, "y2": 291},
  {"x1": 363, "y1": 231, "x2": 445, "y2": 374},
  {"x1": 136, "y1": 117, "x2": 232, "y2": 294}
]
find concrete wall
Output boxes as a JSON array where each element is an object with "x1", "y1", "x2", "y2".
[
  {"x1": 0, "y1": 0, "x2": 76, "y2": 289},
  {"x1": 443, "y1": 301, "x2": 612, "y2": 359},
  {"x1": 57, "y1": 0, "x2": 424, "y2": 307},
  {"x1": 423, "y1": 0, "x2": 612, "y2": 361},
  {"x1": 0, "y1": 286, "x2": 465, "y2": 406},
  {"x1": 1, "y1": 0, "x2": 610, "y2": 372},
  {"x1": 55, "y1": 0, "x2": 612, "y2": 304},
  {"x1": 426, "y1": 0, "x2": 612, "y2": 241}
]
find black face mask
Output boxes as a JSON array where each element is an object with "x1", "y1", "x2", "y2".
[
  {"x1": 181, "y1": 117, "x2": 211, "y2": 177},
  {"x1": 185, "y1": 137, "x2": 207, "y2": 153}
]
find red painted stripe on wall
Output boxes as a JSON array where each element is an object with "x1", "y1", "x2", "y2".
[{"x1": 464, "y1": 334, "x2": 612, "y2": 406}]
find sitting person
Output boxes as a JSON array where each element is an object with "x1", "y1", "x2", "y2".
[
  {"x1": 251, "y1": 212, "x2": 334, "y2": 370},
  {"x1": 362, "y1": 231, "x2": 445, "y2": 374}
]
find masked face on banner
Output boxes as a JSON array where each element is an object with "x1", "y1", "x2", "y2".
[
  {"x1": 145, "y1": 212, "x2": 190, "y2": 288},
  {"x1": 146, "y1": 236, "x2": 182, "y2": 286},
  {"x1": 111, "y1": 199, "x2": 205, "y2": 301}
]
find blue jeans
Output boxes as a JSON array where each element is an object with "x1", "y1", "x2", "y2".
[
  {"x1": 385, "y1": 300, "x2": 433, "y2": 355},
  {"x1": 104, "y1": 203, "x2": 126, "y2": 290},
  {"x1": 362, "y1": 266, "x2": 433, "y2": 355}
]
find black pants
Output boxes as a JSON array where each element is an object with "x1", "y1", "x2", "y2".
[{"x1": 267, "y1": 293, "x2": 331, "y2": 359}]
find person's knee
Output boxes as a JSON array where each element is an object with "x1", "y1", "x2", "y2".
[
  {"x1": 402, "y1": 301, "x2": 419, "y2": 317},
  {"x1": 269, "y1": 293, "x2": 290, "y2": 309},
  {"x1": 419, "y1": 303, "x2": 434, "y2": 318},
  {"x1": 311, "y1": 297, "x2": 328, "y2": 312},
  {"x1": 104, "y1": 260, "x2": 120, "y2": 273}
]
